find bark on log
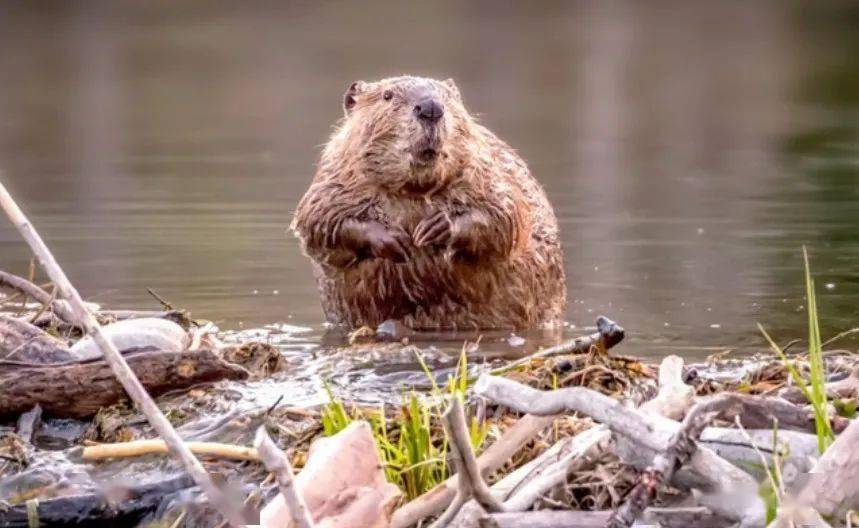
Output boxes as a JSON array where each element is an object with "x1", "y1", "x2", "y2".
[
  {"x1": 0, "y1": 315, "x2": 73, "y2": 363},
  {"x1": 0, "y1": 348, "x2": 248, "y2": 418}
]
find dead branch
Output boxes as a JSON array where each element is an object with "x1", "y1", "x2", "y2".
[
  {"x1": 0, "y1": 270, "x2": 76, "y2": 325},
  {"x1": 83, "y1": 439, "x2": 260, "y2": 462},
  {"x1": 474, "y1": 373, "x2": 672, "y2": 451},
  {"x1": 254, "y1": 426, "x2": 315, "y2": 528},
  {"x1": 607, "y1": 393, "x2": 743, "y2": 527},
  {"x1": 505, "y1": 424, "x2": 610, "y2": 511},
  {"x1": 0, "y1": 181, "x2": 247, "y2": 526},
  {"x1": 491, "y1": 316, "x2": 624, "y2": 376},
  {"x1": 474, "y1": 374, "x2": 766, "y2": 525},
  {"x1": 435, "y1": 401, "x2": 613, "y2": 527},
  {"x1": 444, "y1": 397, "x2": 508, "y2": 513},
  {"x1": 390, "y1": 414, "x2": 556, "y2": 528}
]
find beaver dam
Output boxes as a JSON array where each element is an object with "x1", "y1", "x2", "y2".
[{"x1": 3, "y1": 239, "x2": 859, "y2": 528}]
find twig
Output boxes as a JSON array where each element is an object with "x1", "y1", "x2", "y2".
[
  {"x1": 0, "y1": 270, "x2": 76, "y2": 324},
  {"x1": 82, "y1": 439, "x2": 260, "y2": 461},
  {"x1": 444, "y1": 397, "x2": 508, "y2": 513},
  {"x1": 490, "y1": 316, "x2": 624, "y2": 376},
  {"x1": 0, "y1": 180, "x2": 247, "y2": 527},
  {"x1": 254, "y1": 426, "x2": 315, "y2": 528},
  {"x1": 146, "y1": 287, "x2": 175, "y2": 310},
  {"x1": 28, "y1": 284, "x2": 57, "y2": 324}
]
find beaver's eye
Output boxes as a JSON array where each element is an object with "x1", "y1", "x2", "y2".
[{"x1": 383, "y1": 90, "x2": 393, "y2": 101}]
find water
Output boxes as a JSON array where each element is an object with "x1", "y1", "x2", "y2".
[{"x1": 1, "y1": 1, "x2": 858, "y2": 360}]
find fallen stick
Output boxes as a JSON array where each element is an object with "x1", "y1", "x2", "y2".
[
  {"x1": 475, "y1": 373, "x2": 673, "y2": 451},
  {"x1": 698, "y1": 426, "x2": 818, "y2": 479},
  {"x1": 490, "y1": 316, "x2": 624, "y2": 376},
  {"x1": 0, "y1": 347, "x2": 248, "y2": 417},
  {"x1": 390, "y1": 414, "x2": 556, "y2": 528},
  {"x1": 502, "y1": 424, "x2": 610, "y2": 512},
  {"x1": 0, "y1": 180, "x2": 247, "y2": 527},
  {"x1": 640, "y1": 355, "x2": 694, "y2": 420},
  {"x1": 83, "y1": 439, "x2": 260, "y2": 461},
  {"x1": 0, "y1": 270, "x2": 76, "y2": 325},
  {"x1": 441, "y1": 424, "x2": 612, "y2": 527},
  {"x1": 254, "y1": 426, "x2": 315, "y2": 528},
  {"x1": 441, "y1": 398, "x2": 508, "y2": 515},
  {"x1": 607, "y1": 393, "x2": 741, "y2": 527}
]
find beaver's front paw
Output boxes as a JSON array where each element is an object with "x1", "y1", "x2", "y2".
[
  {"x1": 413, "y1": 211, "x2": 453, "y2": 247},
  {"x1": 339, "y1": 220, "x2": 412, "y2": 263},
  {"x1": 363, "y1": 222, "x2": 413, "y2": 262}
]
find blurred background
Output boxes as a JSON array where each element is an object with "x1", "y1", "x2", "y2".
[{"x1": 0, "y1": 0, "x2": 857, "y2": 358}]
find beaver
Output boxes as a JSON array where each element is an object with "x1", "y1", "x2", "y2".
[{"x1": 291, "y1": 76, "x2": 566, "y2": 330}]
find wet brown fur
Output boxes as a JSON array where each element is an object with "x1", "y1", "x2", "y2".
[{"x1": 291, "y1": 76, "x2": 566, "y2": 330}]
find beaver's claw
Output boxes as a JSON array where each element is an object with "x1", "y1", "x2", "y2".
[
  {"x1": 413, "y1": 211, "x2": 453, "y2": 247},
  {"x1": 366, "y1": 225, "x2": 412, "y2": 262}
]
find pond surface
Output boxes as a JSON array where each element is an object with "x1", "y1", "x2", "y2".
[{"x1": 1, "y1": 1, "x2": 858, "y2": 361}]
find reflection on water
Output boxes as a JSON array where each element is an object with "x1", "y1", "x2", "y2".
[{"x1": 1, "y1": 1, "x2": 857, "y2": 360}]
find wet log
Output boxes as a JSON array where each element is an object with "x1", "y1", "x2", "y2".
[
  {"x1": 0, "y1": 315, "x2": 73, "y2": 363},
  {"x1": 0, "y1": 348, "x2": 249, "y2": 418},
  {"x1": 0, "y1": 473, "x2": 195, "y2": 528}
]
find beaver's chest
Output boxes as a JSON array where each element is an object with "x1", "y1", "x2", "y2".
[{"x1": 376, "y1": 194, "x2": 439, "y2": 234}]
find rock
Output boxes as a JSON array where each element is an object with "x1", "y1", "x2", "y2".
[
  {"x1": 641, "y1": 355, "x2": 695, "y2": 420},
  {"x1": 260, "y1": 421, "x2": 402, "y2": 528},
  {"x1": 70, "y1": 317, "x2": 189, "y2": 360}
]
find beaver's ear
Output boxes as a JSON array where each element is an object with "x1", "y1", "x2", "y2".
[
  {"x1": 443, "y1": 78, "x2": 461, "y2": 100},
  {"x1": 343, "y1": 81, "x2": 366, "y2": 115}
]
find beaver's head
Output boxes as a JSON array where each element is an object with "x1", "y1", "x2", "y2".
[{"x1": 327, "y1": 76, "x2": 473, "y2": 194}]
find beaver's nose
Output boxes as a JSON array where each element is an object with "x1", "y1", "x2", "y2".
[{"x1": 414, "y1": 98, "x2": 444, "y2": 123}]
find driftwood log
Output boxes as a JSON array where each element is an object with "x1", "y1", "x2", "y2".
[
  {"x1": 0, "y1": 348, "x2": 248, "y2": 418},
  {"x1": 0, "y1": 315, "x2": 73, "y2": 363},
  {"x1": 0, "y1": 473, "x2": 195, "y2": 528}
]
